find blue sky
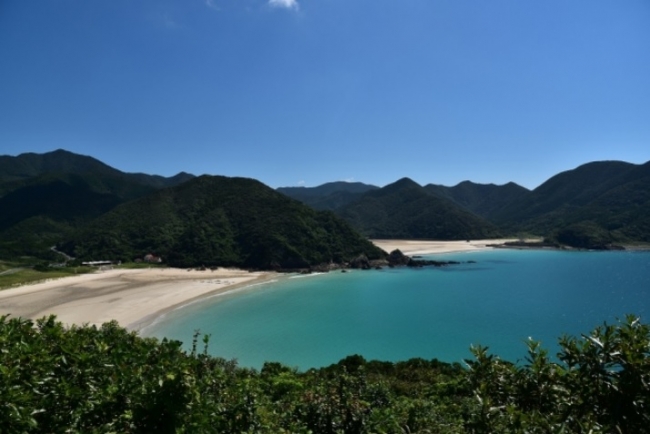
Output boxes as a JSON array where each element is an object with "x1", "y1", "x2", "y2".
[{"x1": 1, "y1": 1, "x2": 649, "y2": 190}]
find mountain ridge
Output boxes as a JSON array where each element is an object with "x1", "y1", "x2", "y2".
[
  {"x1": 2, "y1": 149, "x2": 649, "y2": 259},
  {"x1": 277, "y1": 181, "x2": 379, "y2": 211},
  {"x1": 0, "y1": 149, "x2": 194, "y2": 191},
  {"x1": 336, "y1": 177, "x2": 503, "y2": 240},
  {"x1": 0, "y1": 150, "x2": 197, "y2": 260}
]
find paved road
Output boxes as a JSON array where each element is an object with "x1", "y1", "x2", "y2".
[{"x1": 51, "y1": 246, "x2": 74, "y2": 262}]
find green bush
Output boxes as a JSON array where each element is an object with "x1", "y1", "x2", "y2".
[{"x1": 1, "y1": 315, "x2": 648, "y2": 433}]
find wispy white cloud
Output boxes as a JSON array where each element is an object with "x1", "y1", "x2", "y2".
[
  {"x1": 161, "y1": 12, "x2": 180, "y2": 29},
  {"x1": 204, "y1": 0, "x2": 219, "y2": 11},
  {"x1": 341, "y1": 177, "x2": 355, "y2": 183},
  {"x1": 269, "y1": 0, "x2": 299, "y2": 10},
  {"x1": 297, "y1": 180, "x2": 306, "y2": 186}
]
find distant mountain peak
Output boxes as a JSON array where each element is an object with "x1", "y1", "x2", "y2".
[
  {"x1": 388, "y1": 177, "x2": 421, "y2": 188},
  {"x1": 377, "y1": 178, "x2": 423, "y2": 195},
  {"x1": 49, "y1": 148, "x2": 77, "y2": 155}
]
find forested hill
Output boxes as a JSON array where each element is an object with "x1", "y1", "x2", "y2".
[
  {"x1": 62, "y1": 175, "x2": 385, "y2": 269},
  {"x1": 336, "y1": 178, "x2": 502, "y2": 240},
  {"x1": 0, "y1": 149, "x2": 193, "y2": 189},
  {"x1": 4, "y1": 150, "x2": 649, "y2": 260},
  {"x1": 0, "y1": 150, "x2": 195, "y2": 259},
  {"x1": 491, "y1": 160, "x2": 650, "y2": 247},
  {"x1": 277, "y1": 181, "x2": 379, "y2": 211},
  {"x1": 277, "y1": 160, "x2": 650, "y2": 247},
  {"x1": 424, "y1": 181, "x2": 530, "y2": 220}
]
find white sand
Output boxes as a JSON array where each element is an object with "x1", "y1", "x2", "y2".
[
  {"x1": 0, "y1": 268, "x2": 275, "y2": 331},
  {"x1": 371, "y1": 238, "x2": 518, "y2": 255},
  {"x1": 0, "y1": 239, "x2": 517, "y2": 332}
]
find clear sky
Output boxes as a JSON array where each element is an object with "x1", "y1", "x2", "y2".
[{"x1": 1, "y1": 1, "x2": 649, "y2": 190}]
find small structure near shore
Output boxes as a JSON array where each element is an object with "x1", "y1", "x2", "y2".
[{"x1": 81, "y1": 260, "x2": 113, "y2": 267}]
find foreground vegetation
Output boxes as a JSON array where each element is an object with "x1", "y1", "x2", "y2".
[{"x1": 1, "y1": 315, "x2": 648, "y2": 433}]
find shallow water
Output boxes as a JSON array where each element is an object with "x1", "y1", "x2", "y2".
[{"x1": 145, "y1": 249, "x2": 650, "y2": 369}]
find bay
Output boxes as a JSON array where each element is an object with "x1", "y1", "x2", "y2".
[{"x1": 144, "y1": 249, "x2": 650, "y2": 369}]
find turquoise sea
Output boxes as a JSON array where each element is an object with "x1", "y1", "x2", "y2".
[{"x1": 144, "y1": 249, "x2": 650, "y2": 369}]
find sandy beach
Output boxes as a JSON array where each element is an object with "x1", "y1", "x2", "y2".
[
  {"x1": 0, "y1": 268, "x2": 275, "y2": 331},
  {"x1": 0, "y1": 239, "x2": 513, "y2": 332},
  {"x1": 371, "y1": 238, "x2": 518, "y2": 255}
]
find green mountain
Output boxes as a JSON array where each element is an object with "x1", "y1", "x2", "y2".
[
  {"x1": 0, "y1": 174, "x2": 156, "y2": 260},
  {"x1": 0, "y1": 149, "x2": 193, "y2": 191},
  {"x1": 336, "y1": 178, "x2": 502, "y2": 240},
  {"x1": 277, "y1": 181, "x2": 379, "y2": 211},
  {"x1": 0, "y1": 150, "x2": 195, "y2": 259},
  {"x1": 62, "y1": 175, "x2": 385, "y2": 269},
  {"x1": 4, "y1": 150, "x2": 649, "y2": 259},
  {"x1": 492, "y1": 160, "x2": 650, "y2": 247},
  {"x1": 0, "y1": 175, "x2": 122, "y2": 231},
  {"x1": 0, "y1": 149, "x2": 113, "y2": 183},
  {"x1": 424, "y1": 181, "x2": 529, "y2": 219}
]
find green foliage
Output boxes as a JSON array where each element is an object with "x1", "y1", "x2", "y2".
[
  {"x1": 493, "y1": 160, "x2": 650, "y2": 246},
  {"x1": 4, "y1": 150, "x2": 650, "y2": 260},
  {"x1": 2, "y1": 315, "x2": 648, "y2": 432},
  {"x1": 278, "y1": 182, "x2": 380, "y2": 211},
  {"x1": 0, "y1": 150, "x2": 195, "y2": 260},
  {"x1": 0, "y1": 217, "x2": 73, "y2": 261},
  {"x1": 466, "y1": 315, "x2": 650, "y2": 433},
  {"x1": 550, "y1": 221, "x2": 614, "y2": 249},
  {"x1": 0, "y1": 266, "x2": 94, "y2": 290},
  {"x1": 0, "y1": 149, "x2": 193, "y2": 190},
  {"x1": 424, "y1": 181, "x2": 530, "y2": 220},
  {"x1": 64, "y1": 175, "x2": 385, "y2": 269},
  {"x1": 338, "y1": 178, "x2": 502, "y2": 240},
  {"x1": 0, "y1": 315, "x2": 471, "y2": 433}
]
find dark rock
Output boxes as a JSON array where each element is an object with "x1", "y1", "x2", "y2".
[
  {"x1": 388, "y1": 249, "x2": 410, "y2": 266},
  {"x1": 408, "y1": 258, "x2": 461, "y2": 267},
  {"x1": 350, "y1": 254, "x2": 371, "y2": 269}
]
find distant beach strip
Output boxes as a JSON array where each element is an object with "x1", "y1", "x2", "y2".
[{"x1": 370, "y1": 239, "x2": 519, "y2": 256}]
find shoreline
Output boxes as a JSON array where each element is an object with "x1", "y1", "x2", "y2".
[
  {"x1": 370, "y1": 238, "x2": 521, "y2": 256},
  {"x1": 0, "y1": 239, "x2": 515, "y2": 333},
  {"x1": 0, "y1": 267, "x2": 277, "y2": 333},
  {"x1": 130, "y1": 273, "x2": 283, "y2": 334}
]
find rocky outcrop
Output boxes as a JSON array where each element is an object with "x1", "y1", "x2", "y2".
[
  {"x1": 349, "y1": 254, "x2": 371, "y2": 269},
  {"x1": 406, "y1": 258, "x2": 460, "y2": 268},
  {"x1": 290, "y1": 250, "x2": 467, "y2": 274},
  {"x1": 388, "y1": 249, "x2": 410, "y2": 266}
]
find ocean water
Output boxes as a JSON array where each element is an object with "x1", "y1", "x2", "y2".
[{"x1": 144, "y1": 249, "x2": 650, "y2": 369}]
